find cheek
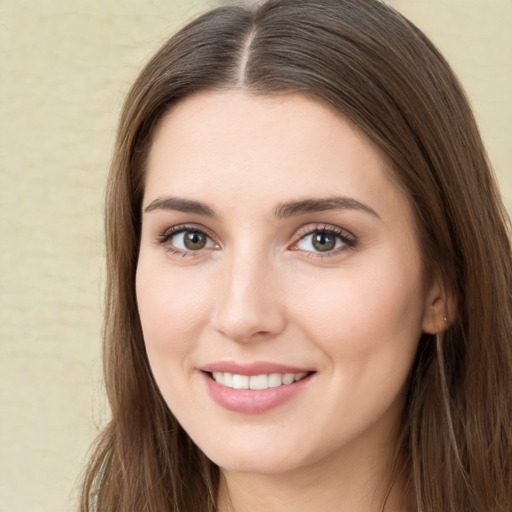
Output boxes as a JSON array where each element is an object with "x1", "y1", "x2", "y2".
[
  {"x1": 135, "y1": 261, "x2": 211, "y2": 367},
  {"x1": 287, "y1": 256, "x2": 425, "y2": 434},
  {"x1": 289, "y1": 254, "x2": 425, "y2": 362},
  {"x1": 135, "y1": 260, "x2": 217, "y2": 417}
]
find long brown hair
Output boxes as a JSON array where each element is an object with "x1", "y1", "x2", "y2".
[{"x1": 79, "y1": 1, "x2": 512, "y2": 510}]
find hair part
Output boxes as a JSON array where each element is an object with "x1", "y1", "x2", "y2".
[{"x1": 79, "y1": 1, "x2": 512, "y2": 511}]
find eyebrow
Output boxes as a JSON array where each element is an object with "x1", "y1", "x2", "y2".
[
  {"x1": 274, "y1": 196, "x2": 380, "y2": 219},
  {"x1": 143, "y1": 195, "x2": 380, "y2": 220},
  {"x1": 144, "y1": 196, "x2": 215, "y2": 216}
]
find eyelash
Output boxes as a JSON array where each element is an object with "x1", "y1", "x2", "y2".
[{"x1": 155, "y1": 223, "x2": 356, "y2": 258}]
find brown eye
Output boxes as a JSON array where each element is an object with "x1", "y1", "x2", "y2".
[
  {"x1": 160, "y1": 228, "x2": 216, "y2": 253},
  {"x1": 295, "y1": 227, "x2": 351, "y2": 254},
  {"x1": 312, "y1": 232, "x2": 336, "y2": 252},
  {"x1": 183, "y1": 231, "x2": 207, "y2": 250}
]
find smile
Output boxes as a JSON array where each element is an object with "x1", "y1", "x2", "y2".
[
  {"x1": 211, "y1": 371, "x2": 309, "y2": 390},
  {"x1": 202, "y1": 365, "x2": 315, "y2": 413}
]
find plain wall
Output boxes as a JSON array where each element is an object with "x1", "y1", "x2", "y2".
[{"x1": 0, "y1": 1, "x2": 510, "y2": 511}]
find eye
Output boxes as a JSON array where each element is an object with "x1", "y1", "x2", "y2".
[
  {"x1": 293, "y1": 226, "x2": 355, "y2": 255},
  {"x1": 158, "y1": 226, "x2": 217, "y2": 254}
]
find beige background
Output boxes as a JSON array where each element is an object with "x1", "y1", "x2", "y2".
[{"x1": 0, "y1": 1, "x2": 510, "y2": 511}]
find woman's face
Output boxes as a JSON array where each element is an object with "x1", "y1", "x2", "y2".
[{"x1": 136, "y1": 91, "x2": 441, "y2": 475}]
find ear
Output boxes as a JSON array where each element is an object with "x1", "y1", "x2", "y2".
[{"x1": 421, "y1": 277, "x2": 455, "y2": 334}]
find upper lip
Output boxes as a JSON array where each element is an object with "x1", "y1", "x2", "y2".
[{"x1": 201, "y1": 361, "x2": 314, "y2": 376}]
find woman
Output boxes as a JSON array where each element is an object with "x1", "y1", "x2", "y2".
[{"x1": 79, "y1": 1, "x2": 512, "y2": 511}]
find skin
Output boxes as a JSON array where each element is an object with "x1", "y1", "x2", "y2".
[{"x1": 136, "y1": 91, "x2": 446, "y2": 512}]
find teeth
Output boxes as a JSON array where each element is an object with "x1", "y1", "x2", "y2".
[
  {"x1": 223, "y1": 372, "x2": 233, "y2": 387},
  {"x1": 211, "y1": 371, "x2": 309, "y2": 389},
  {"x1": 282, "y1": 373, "x2": 295, "y2": 385},
  {"x1": 232, "y1": 374, "x2": 249, "y2": 389},
  {"x1": 249, "y1": 374, "x2": 268, "y2": 390},
  {"x1": 268, "y1": 373, "x2": 282, "y2": 388}
]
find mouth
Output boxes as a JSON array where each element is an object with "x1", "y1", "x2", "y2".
[
  {"x1": 207, "y1": 371, "x2": 312, "y2": 390},
  {"x1": 202, "y1": 367, "x2": 315, "y2": 413}
]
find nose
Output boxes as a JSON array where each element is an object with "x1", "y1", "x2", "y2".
[{"x1": 212, "y1": 250, "x2": 287, "y2": 343}]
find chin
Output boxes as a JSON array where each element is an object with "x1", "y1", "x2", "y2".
[
  {"x1": 212, "y1": 451, "x2": 305, "y2": 475},
  {"x1": 193, "y1": 431, "x2": 328, "y2": 476}
]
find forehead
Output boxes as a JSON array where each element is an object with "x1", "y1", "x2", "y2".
[{"x1": 144, "y1": 91, "x2": 409, "y2": 223}]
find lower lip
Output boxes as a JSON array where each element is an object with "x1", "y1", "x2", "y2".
[{"x1": 203, "y1": 372, "x2": 313, "y2": 414}]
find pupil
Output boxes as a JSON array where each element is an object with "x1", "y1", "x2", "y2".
[
  {"x1": 312, "y1": 232, "x2": 335, "y2": 252},
  {"x1": 184, "y1": 231, "x2": 206, "y2": 250}
]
